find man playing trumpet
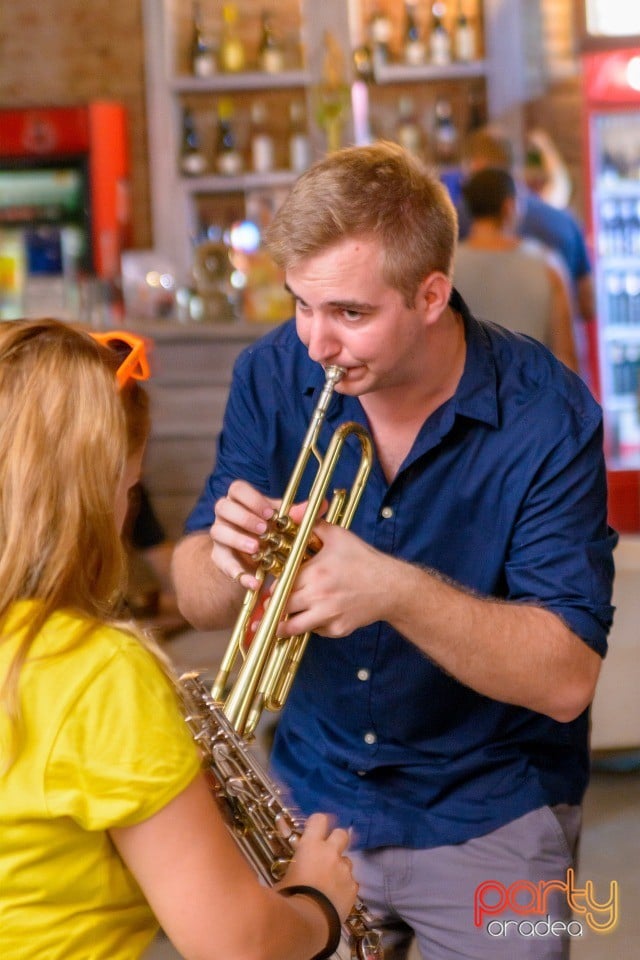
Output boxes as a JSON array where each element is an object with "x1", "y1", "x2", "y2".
[{"x1": 173, "y1": 141, "x2": 616, "y2": 960}]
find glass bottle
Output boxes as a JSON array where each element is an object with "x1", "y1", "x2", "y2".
[
  {"x1": 258, "y1": 10, "x2": 284, "y2": 73},
  {"x1": 369, "y1": 6, "x2": 392, "y2": 73},
  {"x1": 215, "y1": 98, "x2": 243, "y2": 175},
  {"x1": 180, "y1": 106, "x2": 208, "y2": 176},
  {"x1": 190, "y1": 0, "x2": 216, "y2": 77},
  {"x1": 219, "y1": 2, "x2": 245, "y2": 72},
  {"x1": 433, "y1": 98, "x2": 459, "y2": 164},
  {"x1": 454, "y1": 0, "x2": 477, "y2": 62},
  {"x1": 395, "y1": 96, "x2": 423, "y2": 157},
  {"x1": 288, "y1": 100, "x2": 311, "y2": 173},
  {"x1": 429, "y1": 2, "x2": 452, "y2": 66},
  {"x1": 403, "y1": 1, "x2": 426, "y2": 66},
  {"x1": 250, "y1": 100, "x2": 275, "y2": 173}
]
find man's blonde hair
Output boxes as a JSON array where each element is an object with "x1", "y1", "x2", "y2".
[{"x1": 265, "y1": 140, "x2": 458, "y2": 305}]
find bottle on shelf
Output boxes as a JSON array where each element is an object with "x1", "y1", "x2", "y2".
[
  {"x1": 395, "y1": 96, "x2": 423, "y2": 158},
  {"x1": 215, "y1": 98, "x2": 243, "y2": 175},
  {"x1": 454, "y1": 0, "x2": 477, "y2": 62},
  {"x1": 179, "y1": 106, "x2": 208, "y2": 176},
  {"x1": 250, "y1": 100, "x2": 275, "y2": 173},
  {"x1": 429, "y1": 2, "x2": 452, "y2": 66},
  {"x1": 189, "y1": 0, "x2": 216, "y2": 77},
  {"x1": 219, "y1": 2, "x2": 246, "y2": 72},
  {"x1": 403, "y1": 1, "x2": 426, "y2": 66},
  {"x1": 258, "y1": 9, "x2": 285, "y2": 73},
  {"x1": 288, "y1": 99, "x2": 311, "y2": 173},
  {"x1": 369, "y1": 6, "x2": 393, "y2": 73},
  {"x1": 432, "y1": 97, "x2": 459, "y2": 164},
  {"x1": 465, "y1": 88, "x2": 486, "y2": 134}
]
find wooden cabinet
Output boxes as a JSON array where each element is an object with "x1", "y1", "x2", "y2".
[
  {"x1": 129, "y1": 320, "x2": 262, "y2": 539},
  {"x1": 142, "y1": 0, "x2": 539, "y2": 285}
]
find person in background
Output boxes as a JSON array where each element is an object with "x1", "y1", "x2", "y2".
[
  {"x1": 124, "y1": 481, "x2": 186, "y2": 631},
  {"x1": 172, "y1": 142, "x2": 616, "y2": 960},
  {"x1": 454, "y1": 167, "x2": 578, "y2": 371},
  {"x1": 524, "y1": 127, "x2": 573, "y2": 210},
  {"x1": 0, "y1": 319, "x2": 357, "y2": 960},
  {"x1": 459, "y1": 126, "x2": 595, "y2": 379}
]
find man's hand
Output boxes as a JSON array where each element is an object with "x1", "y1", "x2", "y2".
[{"x1": 277, "y1": 521, "x2": 392, "y2": 638}]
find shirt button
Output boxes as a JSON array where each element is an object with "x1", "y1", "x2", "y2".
[
  {"x1": 364, "y1": 731, "x2": 377, "y2": 745},
  {"x1": 357, "y1": 668, "x2": 370, "y2": 681},
  {"x1": 381, "y1": 506, "x2": 394, "y2": 519},
  {"x1": 357, "y1": 770, "x2": 367, "y2": 777}
]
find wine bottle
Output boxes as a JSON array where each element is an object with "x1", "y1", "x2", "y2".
[
  {"x1": 190, "y1": 0, "x2": 216, "y2": 77},
  {"x1": 454, "y1": 1, "x2": 477, "y2": 62},
  {"x1": 403, "y1": 1, "x2": 426, "y2": 66},
  {"x1": 219, "y1": 2, "x2": 245, "y2": 72},
  {"x1": 250, "y1": 100, "x2": 275, "y2": 173},
  {"x1": 433, "y1": 98, "x2": 459, "y2": 164},
  {"x1": 369, "y1": 7, "x2": 392, "y2": 73},
  {"x1": 288, "y1": 100, "x2": 311, "y2": 173},
  {"x1": 429, "y1": 3, "x2": 452, "y2": 66},
  {"x1": 180, "y1": 106, "x2": 207, "y2": 176},
  {"x1": 395, "y1": 96, "x2": 423, "y2": 157},
  {"x1": 258, "y1": 10, "x2": 284, "y2": 73},
  {"x1": 215, "y1": 98, "x2": 243, "y2": 175}
]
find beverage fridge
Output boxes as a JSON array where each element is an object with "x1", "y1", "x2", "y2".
[
  {"x1": 0, "y1": 102, "x2": 130, "y2": 321},
  {"x1": 582, "y1": 36, "x2": 640, "y2": 531}
]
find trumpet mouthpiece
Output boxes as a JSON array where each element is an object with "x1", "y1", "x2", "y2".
[{"x1": 324, "y1": 364, "x2": 346, "y2": 385}]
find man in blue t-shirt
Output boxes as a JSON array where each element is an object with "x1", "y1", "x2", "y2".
[{"x1": 173, "y1": 142, "x2": 616, "y2": 960}]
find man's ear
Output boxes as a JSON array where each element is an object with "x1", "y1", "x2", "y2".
[{"x1": 417, "y1": 272, "x2": 452, "y2": 325}]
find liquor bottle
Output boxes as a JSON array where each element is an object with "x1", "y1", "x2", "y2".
[
  {"x1": 432, "y1": 98, "x2": 459, "y2": 164},
  {"x1": 454, "y1": 0, "x2": 477, "y2": 62},
  {"x1": 219, "y1": 2, "x2": 245, "y2": 72},
  {"x1": 190, "y1": 0, "x2": 216, "y2": 77},
  {"x1": 179, "y1": 106, "x2": 207, "y2": 176},
  {"x1": 250, "y1": 100, "x2": 275, "y2": 173},
  {"x1": 466, "y1": 89, "x2": 486, "y2": 134},
  {"x1": 395, "y1": 96, "x2": 423, "y2": 157},
  {"x1": 288, "y1": 100, "x2": 311, "y2": 173},
  {"x1": 258, "y1": 10, "x2": 284, "y2": 73},
  {"x1": 369, "y1": 7, "x2": 392, "y2": 74},
  {"x1": 215, "y1": 98, "x2": 243, "y2": 175},
  {"x1": 403, "y1": 1, "x2": 426, "y2": 66},
  {"x1": 429, "y1": 2, "x2": 452, "y2": 66}
]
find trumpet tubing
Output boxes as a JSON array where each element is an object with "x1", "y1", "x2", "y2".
[{"x1": 211, "y1": 364, "x2": 374, "y2": 738}]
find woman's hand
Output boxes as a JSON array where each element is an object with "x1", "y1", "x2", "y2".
[{"x1": 277, "y1": 812, "x2": 358, "y2": 924}]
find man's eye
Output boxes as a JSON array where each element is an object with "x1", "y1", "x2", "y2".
[{"x1": 342, "y1": 309, "x2": 362, "y2": 322}]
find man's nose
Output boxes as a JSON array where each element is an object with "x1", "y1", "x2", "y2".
[{"x1": 306, "y1": 316, "x2": 341, "y2": 363}]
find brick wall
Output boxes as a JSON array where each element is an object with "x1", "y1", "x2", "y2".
[{"x1": 0, "y1": 0, "x2": 151, "y2": 247}]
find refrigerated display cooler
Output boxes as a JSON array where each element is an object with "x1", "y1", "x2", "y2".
[
  {"x1": 0, "y1": 102, "x2": 130, "y2": 321},
  {"x1": 582, "y1": 45, "x2": 640, "y2": 530}
]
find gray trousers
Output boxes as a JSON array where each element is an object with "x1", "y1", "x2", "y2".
[{"x1": 351, "y1": 805, "x2": 583, "y2": 960}]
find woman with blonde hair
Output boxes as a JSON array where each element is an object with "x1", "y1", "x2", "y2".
[{"x1": 0, "y1": 319, "x2": 356, "y2": 960}]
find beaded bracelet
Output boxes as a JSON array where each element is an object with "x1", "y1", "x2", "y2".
[{"x1": 279, "y1": 884, "x2": 342, "y2": 960}]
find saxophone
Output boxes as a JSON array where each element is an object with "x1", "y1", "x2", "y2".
[
  {"x1": 180, "y1": 671, "x2": 383, "y2": 960},
  {"x1": 181, "y1": 365, "x2": 381, "y2": 958}
]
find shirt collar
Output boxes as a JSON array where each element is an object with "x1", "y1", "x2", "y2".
[{"x1": 450, "y1": 288, "x2": 500, "y2": 429}]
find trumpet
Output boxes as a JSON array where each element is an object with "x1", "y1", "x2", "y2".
[{"x1": 211, "y1": 364, "x2": 374, "y2": 738}]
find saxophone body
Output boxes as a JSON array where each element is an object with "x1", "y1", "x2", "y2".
[{"x1": 181, "y1": 671, "x2": 383, "y2": 960}]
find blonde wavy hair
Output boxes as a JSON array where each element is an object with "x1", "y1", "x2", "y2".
[{"x1": 0, "y1": 319, "x2": 168, "y2": 770}]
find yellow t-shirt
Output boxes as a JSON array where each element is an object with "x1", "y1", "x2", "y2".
[{"x1": 0, "y1": 602, "x2": 201, "y2": 960}]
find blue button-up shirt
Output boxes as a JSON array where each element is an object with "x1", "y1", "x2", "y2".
[{"x1": 185, "y1": 292, "x2": 616, "y2": 849}]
